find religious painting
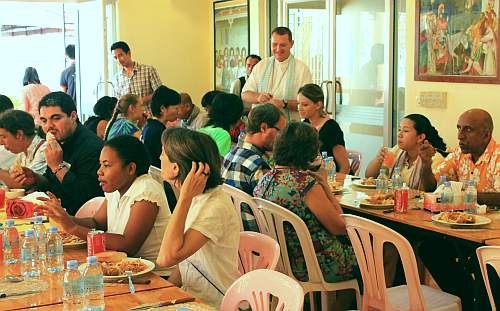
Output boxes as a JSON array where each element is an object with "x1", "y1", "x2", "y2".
[
  {"x1": 415, "y1": 0, "x2": 500, "y2": 83},
  {"x1": 214, "y1": 0, "x2": 249, "y2": 92}
]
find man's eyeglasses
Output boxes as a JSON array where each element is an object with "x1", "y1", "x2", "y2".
[{"x1": 272, "y1": 126, "x2": 282, "y2": 132}]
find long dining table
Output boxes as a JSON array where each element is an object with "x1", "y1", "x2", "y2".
[
  {"x1": 337, "y1": 177, "x2": 500, "y2": 311},
  {"x1": 0, "y1": 215, "x2": 204, "y2": 311}
]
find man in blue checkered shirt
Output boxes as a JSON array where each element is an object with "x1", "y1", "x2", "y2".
[
  {"x1": 222, "y1": 104, "x2": 286, "y2": 231},
  {"x1": 111, "y1": 41, "x2": 162, "y2": 106}
]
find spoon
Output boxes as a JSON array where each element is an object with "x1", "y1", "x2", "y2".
[{"x1": 125, "y1": 270, "x2": 135, "y2": 294}]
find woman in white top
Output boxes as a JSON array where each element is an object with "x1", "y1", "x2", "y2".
[
  {"x1": 37, "y1": 135, "x2": 170, "y2": 261},
  {"x1": 0, "y1": 110, "x2": 47, "y2": 188},
  {"x1": 21, "y1": 67, "x2": 50, "y2": 125},
  {"x1": 157, "y1": 128, "x2": 240, "y2": 308}
]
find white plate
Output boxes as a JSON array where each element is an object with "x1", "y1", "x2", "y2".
[
  {"x1": 359, "y1": 200, "x2": 394, "y2": 209},
  {"x1": 352, "y1": 179, "x2": 377, "y2": 188},
  {"x1": 431, "y1": 213, "x2": 492, "y2": 228},
  {"x1": 79, "y1": 258, "x2": 155, "y2": 280}
]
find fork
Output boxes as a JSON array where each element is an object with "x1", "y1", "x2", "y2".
[{"x1": 125, "y1": 270, "x2": 135, "y2": 294}]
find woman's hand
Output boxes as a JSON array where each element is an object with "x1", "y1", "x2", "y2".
[
  {"x1": 179, "y1": 162, "x2": 210, "y2": 201},
  {"x1": 376, "y1": 147, "x2": 388, "y2": 163},
  {"x1": 35, "y1": 192, "x2": 74, "y2": 231}
]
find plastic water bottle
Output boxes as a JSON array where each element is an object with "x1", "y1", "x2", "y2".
[
  {"x1": 376, "y1": 168, "x2": 389, "y2": 193},
  {"x1": 3, "y1": 219, "x2": 21, "y2": 280},
  {"x1": 63, "y1": 260, "x2": 85, "y2": 311},
  {"x1": 324, "y1": 156, "x2": 336, "y2": 184},
  {"x1": 46, "y1": 226, "x2": 64, "y2": 273},
  {"x1": 21, "y1": 229, "x2": 41, "y2": 278},
  {"x1": 238, "y1": 129, "x2": 246, "y2": 144},
  {"x1": 464, "y1": 180, "x2": 477, "y2": 214},
  {"x1": 0, "y1": 223, "x2": 4, "y2": 262},
  {"x1": 392, "y1": 166, "x2": 403, "y2": 189},
  {"x1": 441, "y1": 181, "x2": 455, "y2": 211},
  {"x1": 437, "y1": 175, "x2": 447, "y2": 188},
  {"x1": 84, "y1": 256, "x2": 105, "y2": 311},
  {"x1": 33, "y1": 216, "x2": 47, "y2": 269}
]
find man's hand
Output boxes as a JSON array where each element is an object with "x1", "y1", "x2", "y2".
[
  {"x1": 11, "y1": 167, "x2": 37, "y2": 187},
  {"x1": 45, "y1": 140, "x2": 64, "y2": 171},
  {"x1": 257, "y1": 92, "x2": 273, "y2": 104},
  {"x1": 271, "y1": 98, "x2": 285, "y2": 109},
  {"x1": 419, "y1": 140, "x2": 436, "y2": 167}
]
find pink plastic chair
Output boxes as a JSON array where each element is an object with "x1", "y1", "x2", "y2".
[
  {"x1": 476, "y1": 246, "x2": 500, "y2": 311},
  {"x1": 342, "y1": 214, "x2": 462, "y2": 311},
  {"x1": 254, "y1": 198, "x2": 361, "y2": 311},
  {"x1": 220, "y1": 269, "x2": 304, "y2": 311},
  {"x1": 75, "y1": 197, "x2": 105, "y2": 218},
  {"x1": 239, "y1": 231, "x2": 280, "y2": 275},
  {"x1": 222, "y1": 183, "x2": 264, "y2": 232}
]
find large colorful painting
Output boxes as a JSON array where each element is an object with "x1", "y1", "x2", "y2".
[
  {"x1": 415, "y1": 0, "x2": 500, "y2": 83},
  {"x1": 214, "y1": 0, "x2": 249, "y2": 92}
]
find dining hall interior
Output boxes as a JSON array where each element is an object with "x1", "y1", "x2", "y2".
[{"x1": 0, "y1": 0, "x2": 499, "y2": 310}]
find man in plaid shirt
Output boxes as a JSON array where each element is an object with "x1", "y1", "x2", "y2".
[
  {"x1": 222, "y1": 104, "x2": 286, "y2": 231},
  {"x1": 111, "y1": 41, "x2": 162, "y2": 106}
]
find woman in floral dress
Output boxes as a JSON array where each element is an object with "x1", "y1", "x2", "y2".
[{"x1": 254, "y1": 122, "x2": 358, "y2": 284}]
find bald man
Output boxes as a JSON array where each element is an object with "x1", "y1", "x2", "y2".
[
  {"x1": 419, "y1": 109, "x2": 499, "y2": 310},
  {"x1": 420, "y1": 108, "x2": 499, "y2": 205}
]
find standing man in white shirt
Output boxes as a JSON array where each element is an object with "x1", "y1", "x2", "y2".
[
  {"x1": 111, "y1": 41, "x2": 162, "y2": 106},
  {"x1": 242, "y1": 27, "x2": 312, "y2": 121}
]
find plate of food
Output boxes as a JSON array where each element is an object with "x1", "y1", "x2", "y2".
[
  {"x1": 432, "y1": 212, "x2": 491, "y2": 228},
  {"x1": 328, "y1": 181, "x2": 345, "y2": 194},
  {"x1": 360, "y1": 193, "x2": 394, "y2": 208},
  {"x1": 80, "y1": 251, "x2": 155, "y2": 280},
  {"x1": 61, "y1": 232, "x2": 86, "y2": 249},
  {"x1": 352, "y1": 177, "x2": 377, "y2": 188}
]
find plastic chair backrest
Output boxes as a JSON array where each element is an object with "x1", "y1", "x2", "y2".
[
  {"x1": 239, "y1": 231, "x2": 280, "y2": 275},
  {"x1": 253, "y1": 197, "x2": 326, "y2": 284},
  {"x1": 347, "y1": 149, "x2": 362, "y2": 176},
  {"x1": 148, "y1": 165, "x2": 163, "y2": 184},
  {"x1": 222, "y1": 183, "x2": 264, "y2": 232},
  {"x1": 476, "y1": 246, "x2": 500, "y2": 311},
  {"x1": 75, "y1": 197, "x2": 105, "y2": 218},
  {"x1": 341, "y1": 214, "x2": 425, "y2": 311},
  {"x1": 220, "y1": 269, "x2": 304, "y2": 311}
]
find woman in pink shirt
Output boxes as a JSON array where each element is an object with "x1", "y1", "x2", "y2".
[{"x1": 21, "y1": 67, "x2": 50, "y2": 125}]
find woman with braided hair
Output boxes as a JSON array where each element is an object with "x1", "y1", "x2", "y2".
[{"x1": 366, "y1": 113, "x2": 447, "y2": 190}]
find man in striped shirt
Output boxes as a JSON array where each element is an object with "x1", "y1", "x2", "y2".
[{"x1": 111, "y1": 41, "x2": 162, "y2": 106}]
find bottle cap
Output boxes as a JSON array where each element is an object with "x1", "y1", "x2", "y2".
[
  {"x1": 5, "y1": 219, "x2": 14, "y2": 227},
  {"x1": 444, "y1": 181, "x2": 451, "y2": 187},
  {"x1": 87, "y1": 256, "x2": 97, "y2": 264},
  {"x1": 34, "y1": 216, "x2": 43, "y2": 224},
  {"x1": 468, "y1": 180, "x2": 475, "y2": 186},
  {"x1": 439, "y1": 175, "x2": 447, "y2": 182},
  {"x1": 25, "y1": 229, "x2": 34, "y2": 237},
  {"x1": 67, "y1": 260, "x2": 78, "y2": 269},
  {"x1": 380, "y1": 168, "x2": 387, "y2": 174},
  {"x1": 48, "y1": 226, "x2": 59, "y2": 233},
  {"x1": 321, "y1": 151, "x2": 328, "y2": 158}
]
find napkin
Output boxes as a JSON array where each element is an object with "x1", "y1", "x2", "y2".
[
  {"x1": 22, "y1": 191, "x2": 49, "y2": 205},
  {"x1": 433, "y1": 181, "x2": 463, "y2": 195}
]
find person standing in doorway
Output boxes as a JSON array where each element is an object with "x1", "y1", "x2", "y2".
[{"x1": 60, "y1": 44, "x2": 77, "y2": 104}]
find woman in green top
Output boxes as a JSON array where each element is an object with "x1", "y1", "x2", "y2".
[
  {"x1": 104, "y1": 93, "x2": 145, "y2": 140},
  {"x1": 198, "y1": 93, "x2": 243, "y2": 157}
]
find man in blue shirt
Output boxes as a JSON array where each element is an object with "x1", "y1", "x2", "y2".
[
  {"x1": 222, "y1": 104, "x2": 286, "y2": 230},
  {"x1": 60, "y1": 45, "x2": 77, "y2": 104}
]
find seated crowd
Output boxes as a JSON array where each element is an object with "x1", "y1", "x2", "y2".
[{"x1": 0, "y1": 42, "x2": 498, "y2": 310}]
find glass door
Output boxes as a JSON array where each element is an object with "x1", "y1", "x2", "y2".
[
  {"x1": 333, "y1": 1, "x2": 393, "y2": 175},
  {"x1": 72, "y1": 0, "x2": 116, "y2": 121}
]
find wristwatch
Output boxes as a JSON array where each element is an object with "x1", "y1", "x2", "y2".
[
  {"x1": 52, "y1": 162, "x2": 68, "y2": 175},
  {"x1": 283, "y1": 100, "x2": 288, "y2": 109}
]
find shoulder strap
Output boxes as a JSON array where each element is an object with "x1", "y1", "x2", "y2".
[{"x1": 187, "y1": 260, "x2": 225, "y2": 295}]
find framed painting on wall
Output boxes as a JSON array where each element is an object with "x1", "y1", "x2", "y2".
[
  {"x1": 214, "y1": 0, "x2": 250, "y2": 92},
  {"x1": 414, "y1": 0, "x2": 500, "y2": 84}
]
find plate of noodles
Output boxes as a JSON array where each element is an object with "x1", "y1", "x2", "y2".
[
  {"x1": 352, "y1": 177, "x2": 377, "y2": 188},
  {"x1": 432, "y1": 212, "x2": 491, "y2": 228},
  {"x1": 61, "y1": 232, "x2": 86, "y2": 249},
  {"x1": 79, "y1": 251, "x2": 155, "y2": 280}
]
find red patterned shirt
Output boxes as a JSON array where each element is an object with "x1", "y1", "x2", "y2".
[{"x1": 433, "y1": 138, "x2": 500, "y2": 192}]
